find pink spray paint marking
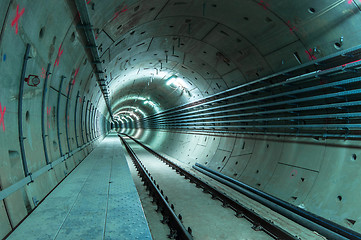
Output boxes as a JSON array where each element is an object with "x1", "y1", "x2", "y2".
[
  {"x1": 305, "y1": 48, "x2": 317, "y2": 61},
  {"x1": 0, "y1": 103, "x2": 6, "y2": 132},
  {"x1": 54, "y1": 45, "x2": 64, "y2": 67},
  {"x1": 257, "y1": 0, "x2": 269, "y2": 10},
  {"x1": 40, "y1": 67, "x2": 46, "y2": 79},
  {"x1": 11, "y1": 5, "x2": 25, "y2": 34},
  {"x1": 72, "y1": 68, "x2": 80, "y2": 85},
  {"x1": 348, "y1": 0, "x2": 361, "y2": 4},
  {"x1": 47, "y1": 106, "x2": 51, "y2": 128},
  {"x1": 79, "y1": 97, "x2": 82, "y2": 103},
  {"x1": 112, "y1": 5, "x2": 127, "y2": 21}
]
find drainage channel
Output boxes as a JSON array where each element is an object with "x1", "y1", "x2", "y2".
[{"x1": 119, "y1": 133, "x2": 298, "y2": 240}]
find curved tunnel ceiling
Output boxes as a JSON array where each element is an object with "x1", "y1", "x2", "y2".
[
  {"x1": 2, "y1": 0, "x2": 361, "y2": 238},
  {"x1": 89, "y1": 0, "x2": 361, "y2": 118}
]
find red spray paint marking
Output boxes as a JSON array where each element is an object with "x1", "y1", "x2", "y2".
[
  {"x1": 54, "y1": 45, "x2": 64, "y2": 67},
  {"x1": 286, "y1": 20, "x2": 297, "y2": 33},
  {"x1": 112, "y1": 5, "x2": 127, "y2": 21},
  {"x1": 79, "y1": 97, "x2": 82, "y2": 103},
  {"x1": 11, "y1": 5, "x2": 25, "y2": 34},
  {"x1": 87, "y1": 0, "x2": 91, "y2": 4},
  {"x1": 342, "y1": 59, "x2": 361, "y2": 67},
  {"x1": 257, "y1": 0, "x2": 269, "y2": 10},
  {"x1": 47, "y1": 106, "x2": 51, "y2": 116},
  {"x1": 0, "y1": 103, "x2": 6, "y2": 132},
  {"x1": 40, "y1": 67, "x2": 46, "y2": 79},
  {"x1": 47, "y1": 107, "x2": 51, "y2": 128},
  {"x1": 72, "y1": 68, "x2": 80, "y2": 85},
  {"x1": 95, "y1": 32, "x2": 99, "y2": 40},
  {"x1": 305, "y1": 48, "x2": 317, "y2": 61}
]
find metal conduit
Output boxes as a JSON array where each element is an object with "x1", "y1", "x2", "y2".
[
  {"x1": 134, "y1": 46, "x2": 361, "y2": 139},
  {"x1": 143, "y1": 70, "x2": 360, "y2": 123},
  {"x1": 142, "y1": 44, "x2": 361, "y2": 121},
  {"x1": 144, "y1": 63, "x2": 359, "y2": 121},
  {"x1": 147, "y1": 100, "x2": 361, "y2": 123},
  {"x1": 147, "y1": 76, "x2": 361, "y2": 123}
]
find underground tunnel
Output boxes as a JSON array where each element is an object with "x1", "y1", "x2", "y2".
[{"x1": 1, "y1": 0, "x2": 361, "y2": 239}]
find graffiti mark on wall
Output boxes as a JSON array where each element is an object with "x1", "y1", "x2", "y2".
[
  {"x1": 112, "y1": 4, "x2": 127, "y2": 21},
  {"x1": 72, "y1": 68, "x2": 80, "y2": 85},
  {"x1": 40, "y1": 67, "x2": 46, "y2": 79},
  {"x1": 54, "y1": 45, "x2": 64, "y2": 67},
  {"x1": 286, "y1": 20, "x2": 297, "y2": 33},
  {"x1": 348, "y1": 0, "x2": 361, "y2": 4},
  {"x1": 11, "y1": 5, "x2": 25, "y2": 34},
  {"x1": 305, "y1": 48, "x2": 317, "y2": 61},
  {"x1": 257, "y1": 0, "x2": 269, "y2": 10},
  {"x1": 0, "y1": 103, "x2": 6, "y2": 132}
]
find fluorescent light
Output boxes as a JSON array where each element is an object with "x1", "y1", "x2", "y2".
[
  {"x1": 166, "y1": 75, "x2": 177, "y2": 85},
  {"x1": 174, "y1": 78, "x2": 185, "y2": 87},
  {"x1": 144, "y1": 100, "x2": 156, "y2": 107}
]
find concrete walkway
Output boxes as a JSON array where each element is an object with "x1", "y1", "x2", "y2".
[{"x1": 7, "y1": 133, "x2": 152, "y2": 240}]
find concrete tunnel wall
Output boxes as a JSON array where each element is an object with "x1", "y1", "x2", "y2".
[
  {"x1": 0, "y1": 1, "x2": 111, "y2": 238},
  {"x1": 1, "y1": 0, "x2": 361, "y2": 238}
]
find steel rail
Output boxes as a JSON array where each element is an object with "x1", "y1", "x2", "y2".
[
  {"x1": 193, "y1": 163, "x2": 361, "y2": 240},
  {"x1": 119, "y1": 135, "x2": 193, "y2": 240},
  {"x1": 121, "y1": 133, "x2": 298, "y2": 240}
]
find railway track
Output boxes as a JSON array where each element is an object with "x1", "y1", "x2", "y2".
[{"x1": 119, "y1": 133, "x2": 300, "y2": 240}]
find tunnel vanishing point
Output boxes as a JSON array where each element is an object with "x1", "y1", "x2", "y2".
[{"x1": 1, "y1": 0, "x2": 361, "y2": 239}]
